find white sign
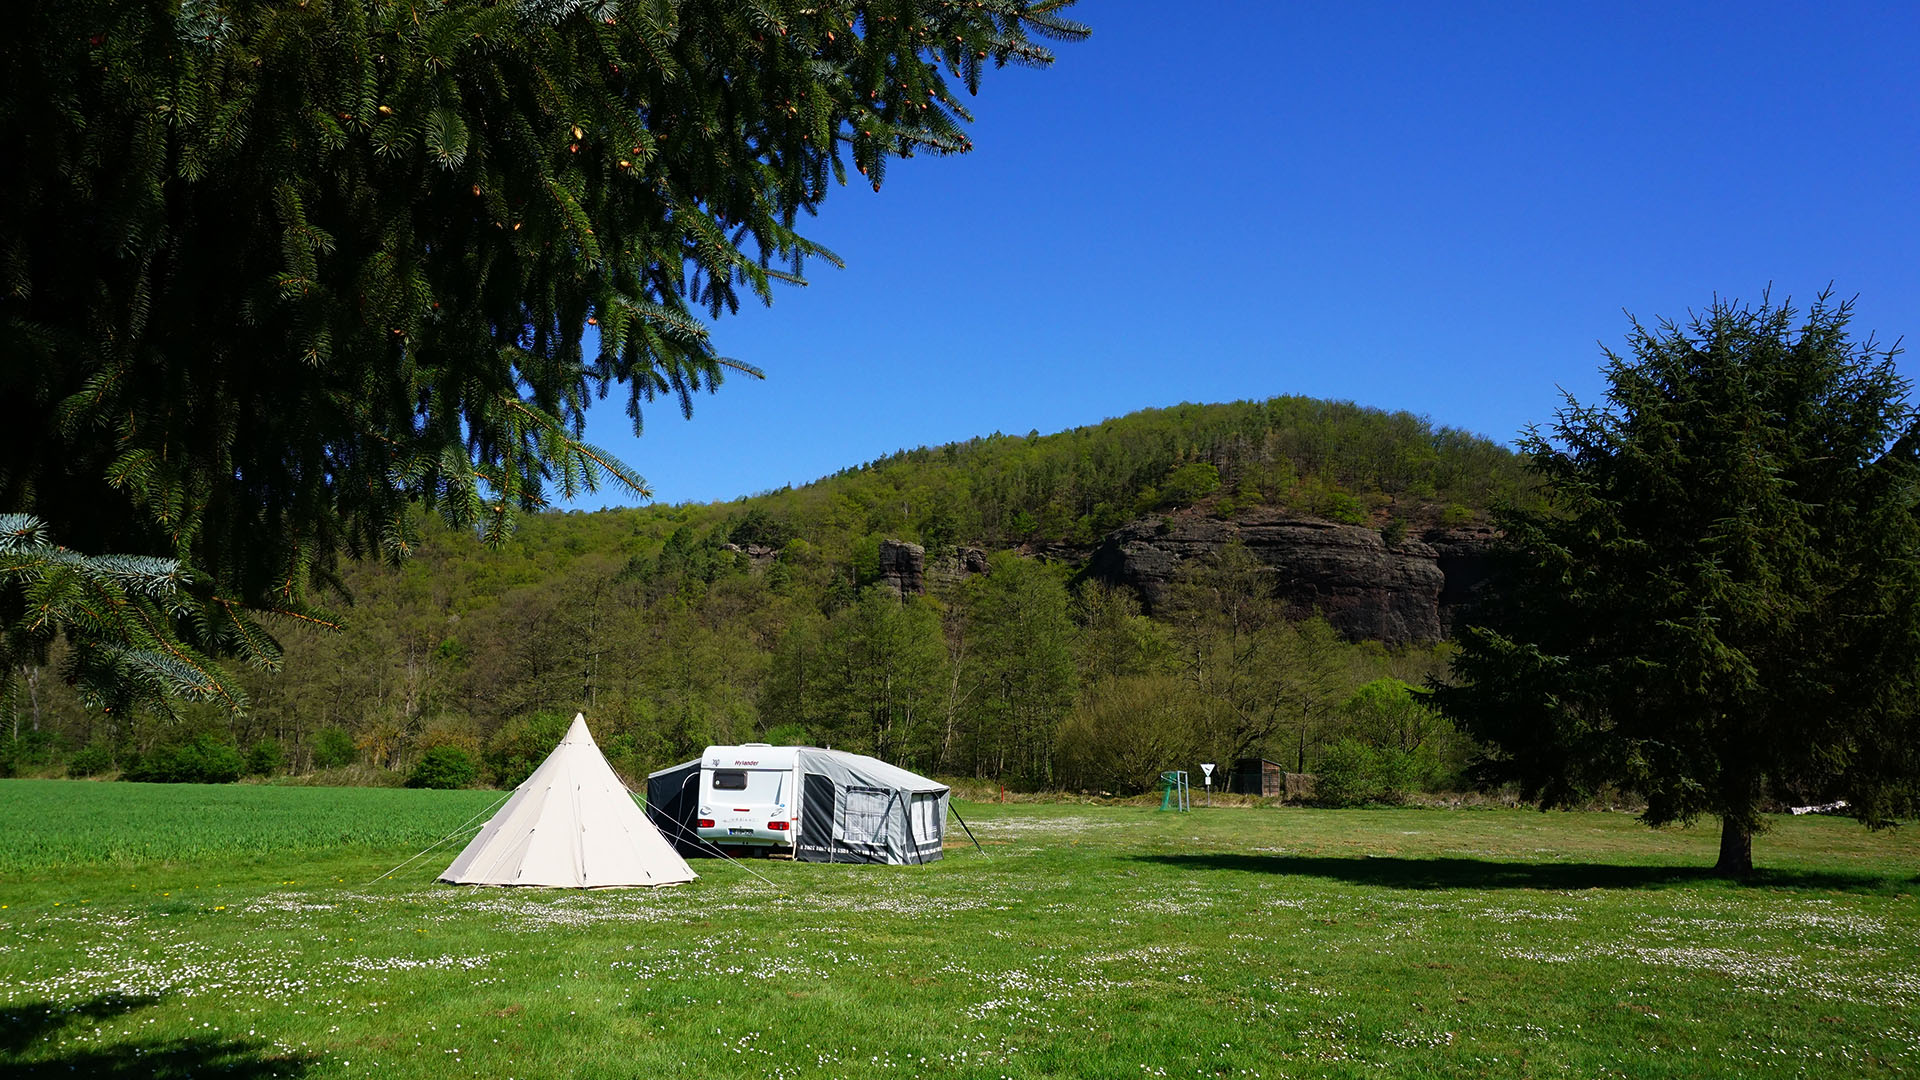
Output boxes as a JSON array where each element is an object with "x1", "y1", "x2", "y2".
[{"x1": 1200, "y1": 762, "x2": 1215, "y2": 784}]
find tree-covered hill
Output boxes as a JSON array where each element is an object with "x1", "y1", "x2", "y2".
[
  {"x1": 602, "y1": 394, "x2": 1530, "y2": 572},
  {"x1": 6, "y1": 396, "x2": 1529, "y2": 792}
]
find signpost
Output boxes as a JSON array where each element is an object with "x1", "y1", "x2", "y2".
[{"x1": 1200, "y1": 762, "x2": 1215, "y2": 806}]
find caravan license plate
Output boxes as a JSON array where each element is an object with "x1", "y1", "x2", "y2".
[{"x1": 727, "y1": 827, "x2": 755, "y2": 835}]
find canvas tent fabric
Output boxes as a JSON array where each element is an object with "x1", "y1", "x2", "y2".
[
  {"x1": 792, "y1": 748, "x2": 947, "y2": 865},
  {"x1": 645, "y1": 747, "x2": 948, "y2": 865},
  {"x1": 644, "y1": 758, "x2": 704, "y2": 856},
  {"x1": 442, "y1": 714, "x2": 696, "y2": 889}
]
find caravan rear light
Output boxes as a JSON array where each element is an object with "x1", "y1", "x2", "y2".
[
  {"x1": 767, "y1": 820, "x2": 789, "y2": 831},
  {"x1": 697, "y1": 818, "x2": 715, "y2": 828}
]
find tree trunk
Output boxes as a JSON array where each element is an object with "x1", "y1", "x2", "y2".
[{"x1": 1715, "y1": 815, "x2": 1754, "y2": 877}]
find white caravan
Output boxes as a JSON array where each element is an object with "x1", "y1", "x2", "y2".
[
  {"x1": 695, "y1": 743, "x2": 801, "y2": 851},
  {"x1": 646, "y1": 744, "x2": 950, "y2": 864}
]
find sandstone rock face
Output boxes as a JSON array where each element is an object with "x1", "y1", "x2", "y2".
[
  {"x1": 720, "y1": 542, "x2": 779, "y2": 568},
  {"x1": 878, "y1": 539, "x2": 927, "y2": 597},
  {"x1": 956, "y1": 546, "x2": 991, "y2": 575},
  {"x1": 926, "y1": 544, "x2": 992, "y2": 593},
  {"x1": 1088, "y1": 509, "x2": 1494, "y2": 644}
]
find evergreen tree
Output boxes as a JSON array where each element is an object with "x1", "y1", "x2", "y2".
[
  {"x1": 1437, "y1": 295, "x2": 1920, "y2": 874},
  {"x1": 0, "y1": 0, "x2": 1086, "y2": 709},
  {"x1": 0, "y1": 514, "x2": 277, "y2": 718}
]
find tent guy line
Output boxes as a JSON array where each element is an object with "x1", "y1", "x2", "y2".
[
  {"x1": 639, "y1": 799, "x2": 786, "y2": 892},
  {"x1": 362, "y1": 790, "x2": 512, "y2": 888}
]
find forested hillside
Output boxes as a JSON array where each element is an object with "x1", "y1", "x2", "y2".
[{"x1": 5, "y1": 396, "x2": 1532, "y2": 796}]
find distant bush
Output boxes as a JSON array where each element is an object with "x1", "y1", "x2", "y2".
[
  {"x1": 1313, "y1": 740, "x2": 1372, "y2": 806},
  {"x1": 0, "y1": 730, "x2": 56, "y2": 778},
  {"x1": 246, "y1": 740, "x2": 287, "y2": 777},
  {"x1": 762, "y1": 722, "x2": 810, "y2": 747},
  {"x1": 309, "y1": 728, "x2": 357, "y2": 770},
  {"x1": 124, "y1": 734, "x2": 246, "y2": 784},
  {"x1": 406, "y1": 745, "x2": 478, "y2": 789},
  {"x1": 67, "y1": 743, "x2": 115, "y2": 778},
  {"x1": 1314, "y1": 739, "x2": 1417, "y2": 807},
  {"x1": 1159, "y1": 462, "x2": 1222, "y2": 507},
  {"x1": 1319, "y1": 491, "x2": 1368, "y2": 526}
]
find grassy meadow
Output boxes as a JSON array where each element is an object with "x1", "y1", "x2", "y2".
[{"x1": 1, "y1": 780, "x2": 1916, "y2": 1079}]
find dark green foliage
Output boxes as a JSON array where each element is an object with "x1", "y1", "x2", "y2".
[
  {"x1": 245, "y1": 740, "x2": 286, "y2": 777},
  {"x1": 1055, "y1": 674, "x2": 1196, "y2": 792},
  {"x1": 124, "y1": 734, "x2": 247, "y2": 784},
  {"x1": 0, "y1": 729, "x2": 57, "y2": 778},
  {"x1": 484, "y1": 711, "x2": 572, "y2": 788},
  {"x1": 1438, "y1": 295, "x2": 1920, "y2": 873},
  {"x1": 814, "y1": 588, "x2": 946, "y2": 763},
  {"x1": 66, "y1": 743, "x2": 116, "y2": 778},
  {"x1": 726, "y1": 510, "x2": 800, "y2": 551},
  {"x1": 0, "y1": 0, "x2": 1085, "y2": 715},
  {"x1": 406, "y1": 746, "x2": 478, "y2": 790},
  {"x1": 762, "y1": 722, "x2": 811, "y2": 747},
  {"x1": 310, "y1": 728, "x2": 357, "y2": 770}
]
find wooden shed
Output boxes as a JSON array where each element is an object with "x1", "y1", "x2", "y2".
[
  {"x1": 1228, "y1": 758, "x2": 1315, "y2": 800},
  {"x1": 1228, "y1": 758, "x2": 1284, "y2": 797}
]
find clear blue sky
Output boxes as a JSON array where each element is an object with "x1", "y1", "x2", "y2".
[{"x1": 568, "y1": 1, "x2": 1920, "y2": 509}]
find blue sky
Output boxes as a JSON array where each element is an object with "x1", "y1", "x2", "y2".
[{"x1": 569, "y1": 1, "x2": 1920, "y2": 508}]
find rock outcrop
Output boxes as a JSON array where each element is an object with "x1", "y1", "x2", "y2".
[
  {"x1": 924, "y1": 545, "x2": 993, "y2": 593},
  {"x1": 1087, "y1": 509, "x2": 1494, "y2": 644},
  {"x1": 956, "y1": 546, "x2": 991, "y2": 575},
  {"x1": 878, "y1": 539, "x2": 927, "y2": 597},
  {"x1": 720, "y1": 542, "x2": 779, "y2": 569}
]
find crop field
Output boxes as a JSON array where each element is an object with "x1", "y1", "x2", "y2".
[{"x1": 1, "y1": 780, "x2": 1916, "y2": 1079}]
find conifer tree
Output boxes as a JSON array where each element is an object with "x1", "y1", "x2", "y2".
[
  {"x1": 1437, "y1": 295, "x2": 1920, "y2": 874},
  {"x1": 0, "y1": 0, "x2": 1086, "y2": 711}
]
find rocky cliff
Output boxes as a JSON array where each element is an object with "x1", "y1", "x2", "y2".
[
  {"x1": 878, "y1": 539, "x2": 927, "y2": 597},
  {"x1": 1087, "y1": 509, "x2": 1495, "y2": 644},
  {"x1": 879, "y1": 540, "x2": 991, "y2": 597}
]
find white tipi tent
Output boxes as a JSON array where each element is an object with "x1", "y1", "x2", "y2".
[{"x1": 441, "y1": 714, "x2": 696, "y2": 888}]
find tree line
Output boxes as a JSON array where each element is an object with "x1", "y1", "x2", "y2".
[{"x1": 4, "y1": 517, "x2": 1465, "y2": 799}]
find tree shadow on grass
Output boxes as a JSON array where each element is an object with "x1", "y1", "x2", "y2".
[
  {"x1": 1133, "y1": 853, "x2": 1914, "y2": 894},
  {"x1": 0, "y1": 995, "x2": 312, "y2": 1078}
]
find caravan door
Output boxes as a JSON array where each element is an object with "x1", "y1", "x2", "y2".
[{"x1": 794, "y1": 773, "x2": 836, "y2": 861}]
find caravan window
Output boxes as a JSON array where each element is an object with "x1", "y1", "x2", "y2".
[
  {"x1": 712, "y1": 770, "x2": 748, "y2": 791},
  {"x1": 841, "y1": 787, "x2": 889, "y2": 845}
]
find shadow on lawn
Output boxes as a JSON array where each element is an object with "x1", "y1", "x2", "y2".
[
  {"x1": 1135, "y1": 853, "x2": 1911, "y2": 893},
  {"x1": 0, "y1": 995, "x2": 311, "y2": 1078}
]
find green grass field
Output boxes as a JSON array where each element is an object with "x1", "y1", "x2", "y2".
[{"x1": 1, "y1": 780, "x2": 1915, "y2": 1079}]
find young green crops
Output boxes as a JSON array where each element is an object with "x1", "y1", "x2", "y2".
[{"x1": 2, "y1": 779, "x2": 1915, "y2": 1078}]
